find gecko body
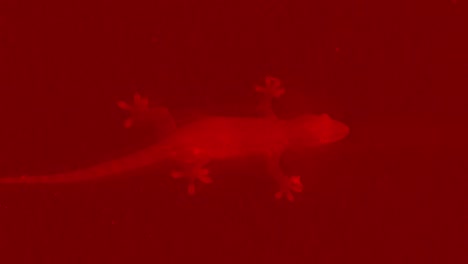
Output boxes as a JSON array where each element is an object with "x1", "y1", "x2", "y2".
[{"x1": 0, "y1": 77, "x2": 349, "y2": 201}]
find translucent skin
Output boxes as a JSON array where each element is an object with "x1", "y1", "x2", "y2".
[
  {"x1": 287, "y1": 114, "x2": 350, "y2": 147},
  {"x1": 0, "y1": 76, "x2": 350, "y2": 201},
  {"x1": 163, "y1": 114, "x2": 350, "y2": 159},
  {"x1": 0, "y1": 114, "x2": 349, "y2": 185}
]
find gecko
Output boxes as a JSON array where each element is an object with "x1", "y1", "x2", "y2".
[{"x1": 0, "y1": 76, "x2": 349, "y2": 201}]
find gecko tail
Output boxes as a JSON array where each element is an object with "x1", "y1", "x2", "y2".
[
  {"x1": 0, "y1": 174, "x2": 87, "y2": 184},
  {"x1": 0, "y1": 144, "x2": 170, "y2": 185},
  {"x1": 0, "y1": 171, "x2": 124, "y2": 185}
]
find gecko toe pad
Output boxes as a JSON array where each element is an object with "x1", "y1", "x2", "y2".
[{"x1": 289, "y1": 176, "x2": 303, "y2": 193}]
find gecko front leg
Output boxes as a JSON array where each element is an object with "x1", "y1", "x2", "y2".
[
  {"x1": 254, "y1": 76, "x2": 285, "y2": 118},
  {"x1": 267, "y1": 152, "x2": 303, "y2": 202},
  {"x1": 170, "y1": 148, "x2": 213, "y2": 195}
]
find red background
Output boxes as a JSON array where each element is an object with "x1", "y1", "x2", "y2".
[{"x1": 0, "y1": 0, "x2": 466, "y2": 263}]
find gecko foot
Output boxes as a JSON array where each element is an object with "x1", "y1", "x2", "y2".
[
  {"x1": 117, "y1": 93, "x2": 150, "y2": 128},
  {"x1": 171, "y1": 167, "x2": 212, "y2": 195},
  {"x1": 117, "y1": 93, "x2": 175, "y2": 134},
  {"x1": 274, "y1": 175, "x2": 303, "y2": 202},
  {"x1": 254, "y1": 76, "x2": 285, "y2": 98},
  {"x1": 254, "y1": 76, "x2": 285, "y2": 118}
]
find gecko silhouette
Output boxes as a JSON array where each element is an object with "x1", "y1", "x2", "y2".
[{"x1": 0, "y1": 76, "x2": 349, "y2": 201}]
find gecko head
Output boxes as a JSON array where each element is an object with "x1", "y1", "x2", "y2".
[{"x1": 288, "y1": 113, "x2": 350, "y2": 147}]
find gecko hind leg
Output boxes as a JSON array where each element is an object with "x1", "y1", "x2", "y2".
[
  {"x1": 267, "y1": 153, "x2": 304, "y2": 202},
  {"x1": 117, "y1": 92, "x2": 176, "y2": 135},
  {"x1": 170, "y1": 148, "x2": 212, "y2": 196},
  {"x1": 254, "y1": 76, "x2": 285, "y2": 118},
  {"x1": 117, "y1": 93, "x2": 151, "y2": 128},
  {"x1": 274, "y1": 175, "x2": 304, "y2": 202}
]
